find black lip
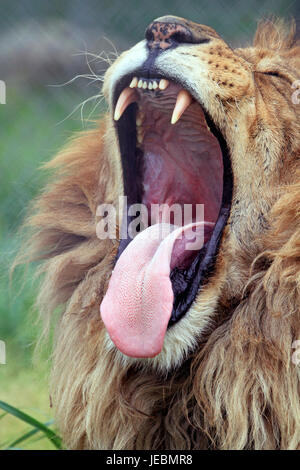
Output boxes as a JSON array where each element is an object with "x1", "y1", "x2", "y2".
[{"x1": 113, "y1": 71, "x2": 233, "y2": 327}]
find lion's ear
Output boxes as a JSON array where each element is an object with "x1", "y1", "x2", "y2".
[{"x1": 253, "y1": 17, "x2": 297, "y2": 51}]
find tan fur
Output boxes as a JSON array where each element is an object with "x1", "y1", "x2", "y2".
[{"x1": 16, "y1": 19, "x2": 300, "y2": 449}]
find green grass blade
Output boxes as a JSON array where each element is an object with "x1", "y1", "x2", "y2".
[
  {"x1": 20, "y1": 431, "x2": 52, "y2": 447},
  {"x1": 6, "y1": 428, "x2": 39, "y2": 449},
  {"x1": 0, "y1": 401, "x2": 62, "y2": 449},
  {"x1": 5, "y1": 420, "x2": 54, "y2": 449},
  {"x1": 0, "y1": 438, "x2": 13, "y2": 449}
]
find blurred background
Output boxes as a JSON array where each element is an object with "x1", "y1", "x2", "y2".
[{"x1": 0, "y1": 0, "x2": 299, "y2": 450}]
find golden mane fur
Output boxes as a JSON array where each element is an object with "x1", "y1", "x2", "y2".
[{"x1": 16, "y1": 19, "x2": 300, "y2": 449}]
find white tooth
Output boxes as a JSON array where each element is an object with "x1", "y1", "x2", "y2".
[
  {"x1": 143, "y1": 81, "x2": 148, "y2": 89},
  {"x1": 137, "y1": 130, "x2": 144, "y2": 144},
  {"x1": 129, "y1": 77, "x2": 138, "y2": 88},
  {"x1": 159, "y1": 79, "x2": 169, "y2": 90},
  {"x1": 138, "y1": 79, "x2": 143, "y2": 88},
  {"x1": 171, "y1": 89, "x2": 193, "y2": 125},
  {"x1": 152, "y1": 81, "x2": 158, "y2": 90},
  {"x1": 114, "y1": 87, "x2": 137, "y2": 121},
  {"x1": 148, "y1": 82, "x2": 153, "y2": 90},
  {"x1": 136, "y1": 115, "x2": 143, "y2": 126}
]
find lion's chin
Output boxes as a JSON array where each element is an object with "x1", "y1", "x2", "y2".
[{"x1": 101, "y1": 74, "x2": 232, "y2": 359}]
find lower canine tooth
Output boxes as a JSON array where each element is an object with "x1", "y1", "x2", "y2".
[
  {"x1": 114, "y1": 87, "x2": 137, "y2": 121},
  {"x1": 159, "y1": 79, "x2": 169, "y2": 90},
  {"x1": 171, "y1": 89, "x2": 193, "y2": 125}
]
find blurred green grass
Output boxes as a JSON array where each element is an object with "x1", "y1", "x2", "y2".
[{"x1": 0, "y1": 84, "x2": 101, "y2": 449}]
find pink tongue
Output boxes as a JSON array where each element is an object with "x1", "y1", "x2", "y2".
[{"x1": 100, "y1": 222, "x2": 211, "y2": 358}]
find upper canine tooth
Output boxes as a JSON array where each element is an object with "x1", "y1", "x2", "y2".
[
  {"x1": 171, "y1": 90, "x2": 193, "y2": 125},
  {"x1": 114, "y1": 87, "x2": 137, "y2": 121},
  {"x1": 159, "y1": 79, "x2": 169, "y2": 90},
  {"x1": 138, "y1": 79, "x2": 143, "y2": 88},
  {"x1": 129, "y1": 77, "x2": 138, "y2": 88}
]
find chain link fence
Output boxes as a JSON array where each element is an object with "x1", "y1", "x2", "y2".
[{"x1": 0, "y1": 0, "x2": 299, "y2": 87}]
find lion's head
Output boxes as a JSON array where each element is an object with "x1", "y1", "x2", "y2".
[
  {"x1": 21, "y1": 17, "x2": 300, "y2": 449},
  {"x1": 100, "y1": 15, "x2": 300, "y2": 369}
]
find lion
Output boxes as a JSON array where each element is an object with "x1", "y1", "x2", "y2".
[{"x1": 17, "y1": 16, "x2": 300, "y2": 449}]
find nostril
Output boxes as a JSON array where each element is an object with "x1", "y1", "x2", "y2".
[
  {"x1": 171, "y1": 30, "x2": 210, "y2": 45},
  {"x1": 170, "y1": 30, "x2": 191, "y2": 44},
  {"x1": 145, "y1": 20, "x2": 211, "y2": 49},
  {"x1": 145, "y1": 28, "x2": 154, "y2": 42}
]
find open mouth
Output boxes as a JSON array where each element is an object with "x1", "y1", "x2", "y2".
[{"x1": 100, "y1": 71, "x2": 233, "y2": 358}]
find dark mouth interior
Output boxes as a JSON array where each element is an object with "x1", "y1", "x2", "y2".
[{"x1": 114, "y1": 74, "x2": 233, "y2": 326}]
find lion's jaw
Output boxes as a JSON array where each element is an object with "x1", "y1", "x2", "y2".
[{"x1": 100, "y1": 16, "x2": 294, "y2": 371}]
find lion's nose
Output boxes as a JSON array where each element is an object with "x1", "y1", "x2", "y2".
[{"x1": 145, "y1": 15, "x2": 210, "y2": 50}]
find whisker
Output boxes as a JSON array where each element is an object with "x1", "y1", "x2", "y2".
[
  {"x1": 49, "y1": 74, "x2": 103, "y2": 88},
  {"x1": 55, "y1": 93, "x2": 103, "y2": 127}
]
